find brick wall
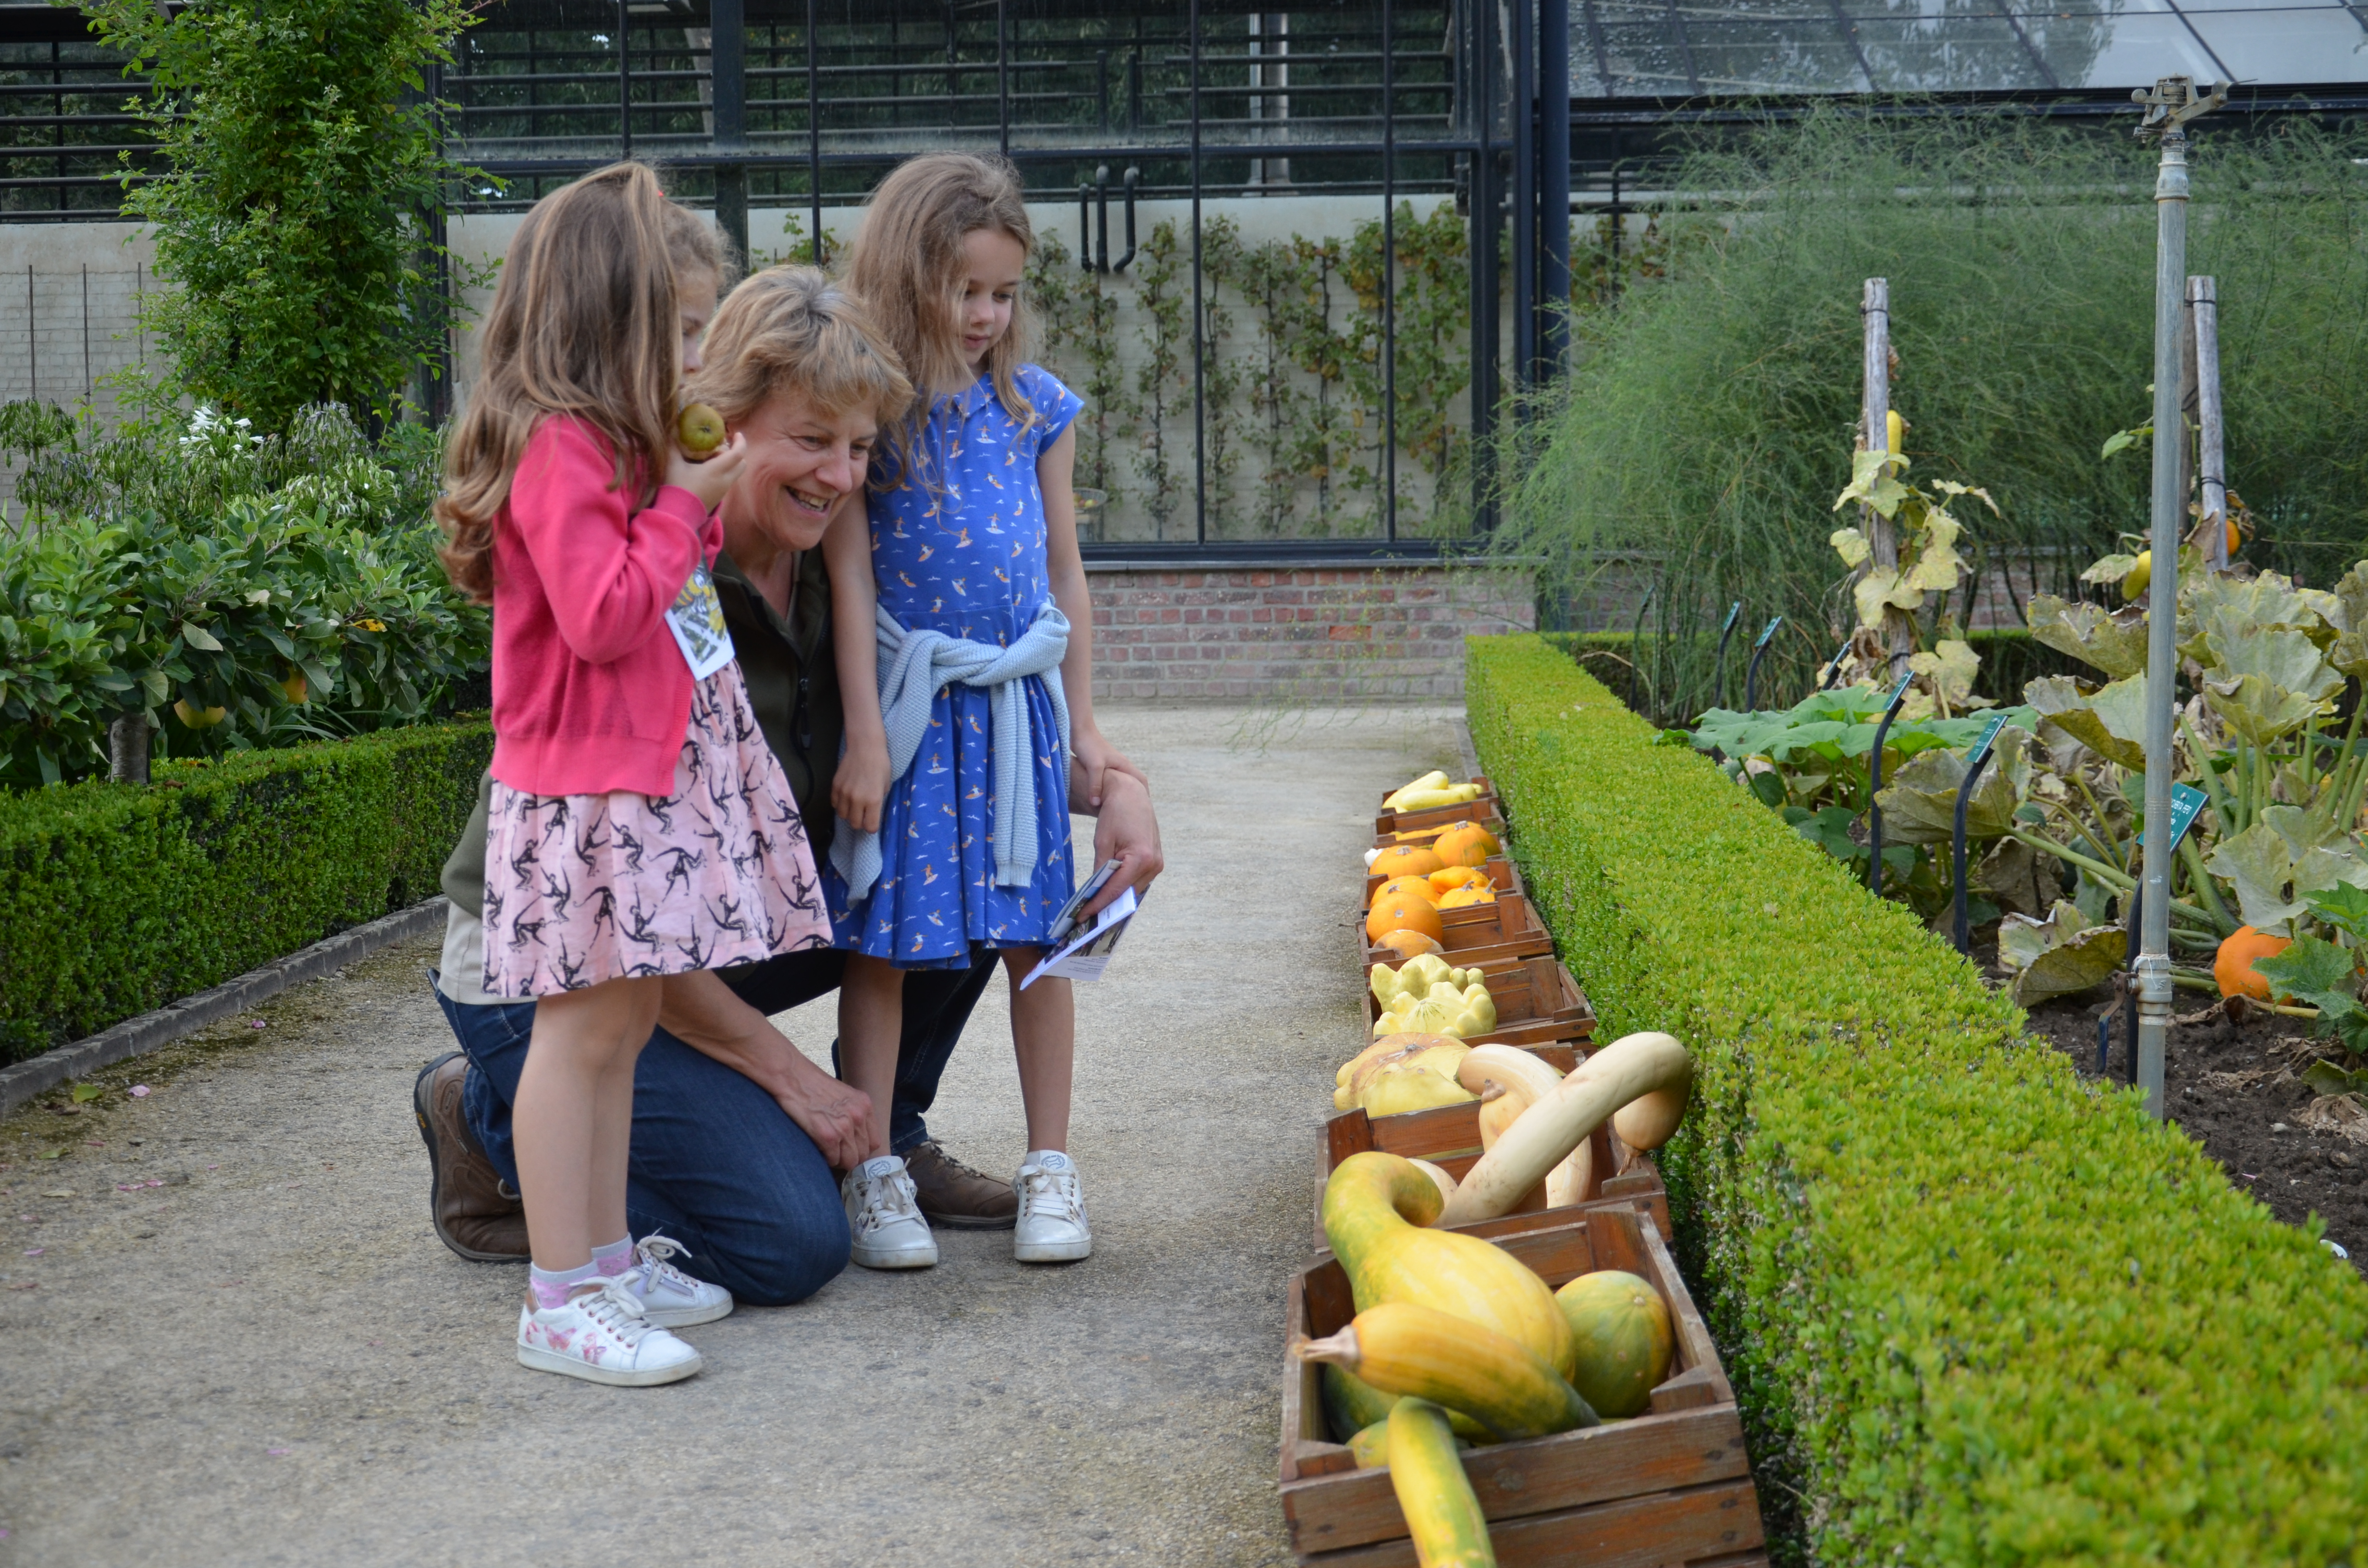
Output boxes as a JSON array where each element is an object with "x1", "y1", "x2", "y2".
[{"x1": 1085, "y1": 563, "x2": 1536, "y2": 700}]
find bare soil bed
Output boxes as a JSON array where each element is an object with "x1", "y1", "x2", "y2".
[{"x1": 2020, "y1": 987, "x2": 2368, "y2": 1267}]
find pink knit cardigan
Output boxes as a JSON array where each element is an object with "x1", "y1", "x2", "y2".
[{"x1": 489, "y1": 416, "x2": 719, "y2": 799}]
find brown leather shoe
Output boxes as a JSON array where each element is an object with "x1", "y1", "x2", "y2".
[
  {"x1": 413, "y1": 1052, "x2": 529, "y2": 1262},
  {"x1": 902, "y1": 1139, "x2": 1017, "y2": 1230}
]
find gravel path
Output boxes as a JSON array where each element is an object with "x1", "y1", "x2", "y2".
[{"x1": 0, "y1": 701, "x2": 1467, "y2": 1568}]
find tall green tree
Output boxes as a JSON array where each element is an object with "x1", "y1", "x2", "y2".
[{"x1": 80, "y1": 0, "x2": 481, "y2": 433}]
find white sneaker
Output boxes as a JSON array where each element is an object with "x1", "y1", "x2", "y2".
[
  {"x1": 619, "y1": 1234, "x2": 733, "y2": 1328},
  {"x1": 843, "y1": 1155, "x2": 939, "y2": 1270},
  {"x1": 1013, "y1": 1150, "x2": 1092, "y2": 1263},
  {"x1": 515, "y1": 1279, "x2": 703, "y2": 1387}
]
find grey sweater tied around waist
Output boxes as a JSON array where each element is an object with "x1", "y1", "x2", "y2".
[{"x1": 829, "y1": 600, "x2": 1071, "y2": 905}]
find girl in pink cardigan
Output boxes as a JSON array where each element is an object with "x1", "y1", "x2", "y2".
[{"x1": 435, "y1": 164, "x2": 832, "y2": 1386}]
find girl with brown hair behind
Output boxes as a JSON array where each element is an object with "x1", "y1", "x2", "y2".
[
  {"x1": 821, "y1": 152, "x2": 1143, "y2": 1272},
  {"x1": 434, "y1": 163, "x2": 834, "y2": 1385}
]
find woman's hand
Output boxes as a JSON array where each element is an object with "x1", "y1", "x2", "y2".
[
  {"x1": 664, "y1": 430, "x2": 748, "y2": 515},
  {"x1": 833, "y1": 735, "x2": 892, "y2": 833},
  {"x1": 1070, "y1": 723, "x2": 1146, "y2": 810}
]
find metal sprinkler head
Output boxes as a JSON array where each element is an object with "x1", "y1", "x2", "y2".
[{"x1": 2132, "y1": 75, "x2": 2228, "y2": 142}]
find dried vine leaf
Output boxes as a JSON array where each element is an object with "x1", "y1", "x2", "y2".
[
  {"x1": 1872, "y1": 728, "x2": 2029, "y2": 846},
  {"x1": 1833, "y1": 448, "x2": 1912, "y2": 519},
  {"x1": 1998, "y1": 899, "x2": 2127, "y2": 1007},
  {"x1": 2027, "y1": 595, "x2": 2148, "y2": 681},
  {"x1": 1977, "y1": 835, "x2": 2062, "y2": 919},
  {"x1": 1830, "y1": 527, "x2": 1871, "y2": 569},
  {"x1": 2022, "y1": 673, "x2": 2147, "y2": 771}
]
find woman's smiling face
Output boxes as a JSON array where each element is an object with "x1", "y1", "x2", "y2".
[{"x1": 720, "y1": 389, "x2": 880, "y2": 554}]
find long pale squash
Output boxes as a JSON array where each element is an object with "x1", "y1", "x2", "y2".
[
  {"x1": 1439, "y1": 1032, "x2": 1691, "y2": 1226},
  {"x1": 1386, "y1": 1399, "x2": 1497, "y2": 1568},
  {"x1": 1456, "y1": 1045, "x2": 1588, "y2": 1208},
  {"x1": 1302, "y1": 1301, "x2": 1599, "y2": 1440},
  {"x1": 1324, "y1": 1152, "x2": 1578, "y2": 1378}
]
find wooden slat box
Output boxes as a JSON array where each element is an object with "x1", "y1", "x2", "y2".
[
  {"x1": 1314, "y1": 1099, "x2": 1670, "y2": 1248},
  {"x1": 1277, "y1": 1209, "x2": 1764, "y2": 1568},
  {"x1": 1362, "y1": 890, "x2": 1556, "y2": 970},
  {"x1": 1362, "y1": 855, "x2": 1526, "y2": 909},
  {"x1": 1369, "y1": 811, "x2": 1509, "y2": 852},
  {"x1": 1360, "y1": 955, "x2": 1595, "y2": 1052},
  {"x1": 1375, "y1": 776, "x2": 1501, "y2": 836}
]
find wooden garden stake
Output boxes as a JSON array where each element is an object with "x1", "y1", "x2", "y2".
[{"x1": 1860, "y1": 278, "x2": 1912, "y2": 674}]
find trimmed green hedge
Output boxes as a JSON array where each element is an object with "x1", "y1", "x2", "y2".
[
  {"x1": 0, "y1": 720, "x2": 489, "y2": 1062},
  {"x1": 1467, "y1": 634, "x2": 2368, "y2": 1564}
]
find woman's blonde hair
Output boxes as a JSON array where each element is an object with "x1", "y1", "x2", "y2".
[
  {"x1": 435, "y1": 162, "x2": 722, "y2": 602},
  {"x1": 686, "y1": 267, "x2": 914, "y2": 448},
  {"x1": 845, "y1": 153, "x2": 1037, "y2": 435}
]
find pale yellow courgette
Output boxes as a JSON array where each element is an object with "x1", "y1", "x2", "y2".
[
  {"x1": 1439, "y1": 1032, "x2": 1691, "y2": 1225},
  {"x1": 1456, "y1": 1045, "x2": 1588, "y2": 1208}
]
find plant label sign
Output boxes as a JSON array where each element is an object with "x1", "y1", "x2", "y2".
[
  {"x1": 1969, "y1": 712, "x2": 2010, "y2": 767},
  {"x1": 1882, "y1": 671, "x2": 1914, "y2": 714},
  {"x1": 2135, "y1": 782, "x2": 2209, "y2": 851},
  {"x1": 1754, "y1": 616, "x2": 1784, "y2": 651}
]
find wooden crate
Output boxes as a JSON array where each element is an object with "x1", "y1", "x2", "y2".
[
  {"x1": 1363, "y1": 890, "x2": 1556, "y2": 970},
  {"x1": 1314, "y1": 1098, "x2": 1670, "y2": 1249},
  {"x1": 1369, "y1": 811, "x2": 1508, "y2": 852},
  {"x1": 1277, "y1": 1209, "x2": 1763, "y2": 1567},
  {"x1": 1361, "y1": 955, "x2": 1595, "y2": 1052},
  {"x1": 1362, "y1": 854, "x2": 1526, "y2": 909},
  {"x1": 1375, "y1": 776, "x2": 1501, "y2": 836}
]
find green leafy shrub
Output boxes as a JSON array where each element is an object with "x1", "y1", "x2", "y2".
[
  {"x1": 1467, "y1": 633, "x2": 2368, "y2": 1564},
  {"x1": 0, "y1": 400, "x2": 485, "y2": 788},
  {"x1": 0, "y1": 719, "x2": 488, "y2": 1062}
]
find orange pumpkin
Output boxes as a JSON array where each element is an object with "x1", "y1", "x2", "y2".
[
  {"x1": 1371, "y1": 844, "x2": 1446, "y2": 880},
  {"x1": 1431, "y1": 823, "x2": 1499, "y2": 868},
  {"x1": 1376, "y1": 928, "x2": 1446, "y2": 960},
  {"x1": 1372, "y1": 874, "x2": 1444, "y2": 908},
  {"x1": 1367, "y1": 895, "x2": 1445, "y2": 947},
  {"x1": 2214, "y1": 925, "x2": 2292, "y2": 1001},
  {"x1": 1437, "y1": 884, "x2": 1498, "y2": 911},
  {"x1": 1428, "y1": 865, "x2": 1492, "y2": 896}
]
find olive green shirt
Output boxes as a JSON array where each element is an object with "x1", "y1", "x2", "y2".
[{"x1": 439, "y1": 545, "x2": 841, "y2": 917}]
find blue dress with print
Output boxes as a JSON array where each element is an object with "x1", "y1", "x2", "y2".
[{"x1": 824, "y1": 364, "x2": 1083, "y2": 968}]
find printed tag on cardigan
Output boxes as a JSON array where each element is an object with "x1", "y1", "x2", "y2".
[{"x1": 665, "y1": 562, "x2": 736, "y2": 679}]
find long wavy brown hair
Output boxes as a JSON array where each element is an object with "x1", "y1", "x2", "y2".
[
  {"x1": 845, "y1": 153, "x2": 1037, "y2": 454},
  {"x1": 434, "y1": 163, "x2": 721, "y2": 602}
]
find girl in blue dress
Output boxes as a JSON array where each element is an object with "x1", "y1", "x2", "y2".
[{"x1": 823, "y1": 154, "x2": 1140, "y2": 1270}]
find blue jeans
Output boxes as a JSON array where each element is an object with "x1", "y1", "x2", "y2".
[{"x1": 429, "y1": 949, "x2": 995, "y2": 1306}]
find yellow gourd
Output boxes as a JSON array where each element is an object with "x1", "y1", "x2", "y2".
[
  {"x1": 1335, "y1": 1035, "x2": 1470, "y2": 1112},
  {"x1": 1384, "y1": 1400, "x2": 1497, "y2": 1568},
  {"x1": 1302, "y1": 1301, "x2": 1598, "y2": 1441},
  {"x1": 1321, "y1": 1152, "x2": 1577, "y2": 1380}
]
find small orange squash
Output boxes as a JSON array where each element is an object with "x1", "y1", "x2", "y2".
[
  {"x1": 2214, "y1": 925, "x2": 2291, "y2": 1001},
  {"x1": 1376, "y1": 929, "x2": 1446, "y2": 960},
  {"x1": 1372, "y1": 875, "x2": 1444, "y2": 909},
  {"x1": 1367, "y1": 896, "x2": 1445, "y2": 948},
  {"x1": 1371, "y1": 844, "x2": 1446, "y2": 880}
]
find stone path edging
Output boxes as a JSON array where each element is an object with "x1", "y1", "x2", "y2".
[{"x1": 0, "y1": 897, "x2": 450, "y2": 1118}]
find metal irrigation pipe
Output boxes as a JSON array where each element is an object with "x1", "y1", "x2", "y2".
[
  {"x1": 1866, "y1": 670, "x2": 1914, "y2": 902},
  {"x1": 1710, "y1": 600, "x2": 1742, "y2": 711},
  {"x1": 1744, "y1": 616, "x2": 1783, "y2": 711},
  {"x1": 1951, "y1": 714, "x2": 2011, "y2": 955}
]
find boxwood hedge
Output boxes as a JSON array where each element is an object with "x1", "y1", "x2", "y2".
[
  {"x1": 0, "y1": 720, "x2": 489, "y2": 1063},
  {"x1": 1467, "y1": 633, "x2": 2368, "y2": 1565}
]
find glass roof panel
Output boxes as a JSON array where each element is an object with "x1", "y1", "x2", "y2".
[{"x1": 1569, "y1": 0, "x2": 2368, "y2": 93}]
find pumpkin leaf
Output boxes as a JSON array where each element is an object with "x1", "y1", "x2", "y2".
[
  {"x1": 1830, "y1": 527, "x2": 1871, "y2": 569},
  {"x1": 2027, "y1": 596, "x2": 2149, "y2": 680},
  {"x1": 1997, "y1": 900, "x2": 2127, "y2": 1006},
  {"x1": 2079, "y1": 553, "x2": 2142, "y2": 587},
  {"x1": 1872, "y1": 729, "x2": 2029, "y2": 846},
  {"x1": 2304, "y1": 883, "x2": 2368, "y2": 945},
  {"x1": 1908, "y1": 639, "x2": 1989, "y2": 714},
  {"x1": 2205, "y1": 822, "x2": 2314, "y2": 935},
  {"x1": 1976, "y1": 834, "x2": 2062, "y2": 919},
  {"x1": 2302, "y1": 1059, "x2": 2368, "y2": 1098},
  {"x1": 2022, "y1": 672, "x2": 2148, "y2": 771},
  {"x1": 2253, "y1": 936, "x2": 2368, "y2": 1056},
  {"x1": 1834, "y1": 448, "x2": 1912, "y2": 518}
]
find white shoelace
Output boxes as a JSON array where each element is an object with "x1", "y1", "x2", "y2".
[
  {"x1": 855, "y1": 1170, "x2": 924, "y2": 1233},
  {"x1": 564, "y1": 1279, "x2": 655, "y2": 1347},
  {"x1": 1017, "y1": 1167, "x2": 1084, "y2": 1227},
  {"x1": 632, "y1": 1234, "x2": 703, "y2": 1297}
]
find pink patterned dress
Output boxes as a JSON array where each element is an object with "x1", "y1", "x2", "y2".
[{"x1": 480, "y1": 663, "x2": 830, "y2": 996}]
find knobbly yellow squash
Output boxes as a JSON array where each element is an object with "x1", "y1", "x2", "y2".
[
  {"x1": 1302, "y1": 1302, "x2": 1598, "y2": 1440},
  {"x1": 1322, "y1": 1152, "x2": 1577, "y2": 1379},
  {"x1": 1386, "y1": 1399, "x2": 1496, "y2": 1568}
]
